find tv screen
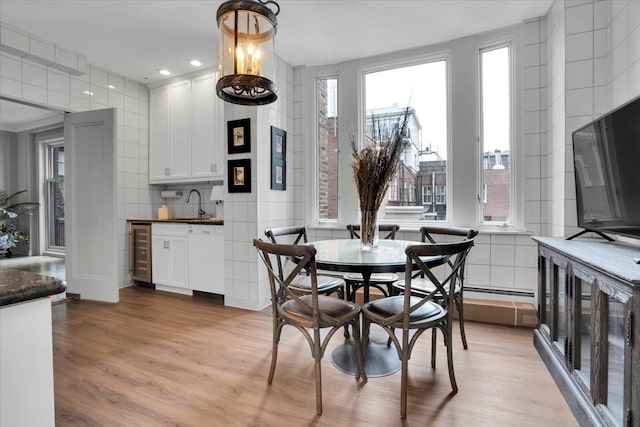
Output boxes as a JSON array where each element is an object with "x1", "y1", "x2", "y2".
[{"x1": 571, "y1": 95, "x2": 640, "y2": 239}]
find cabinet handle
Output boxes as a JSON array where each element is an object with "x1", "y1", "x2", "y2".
[
  {"x1": 211, "y1": 164, "x2": 217, "y2": 173},
  {"x1": 164, "y1": 241, "x2": 170, "y2": 249},
  {"x1": 164, "y1": 168, "x2": 170, "y2": 176}
]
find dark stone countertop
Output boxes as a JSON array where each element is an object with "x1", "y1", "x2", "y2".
[
  {"x1": 127, "y1": 218, "x2": 224, "y2": 225},
  {"x1": 0, "y1": 268, "x2": 67, "y2": 307}
]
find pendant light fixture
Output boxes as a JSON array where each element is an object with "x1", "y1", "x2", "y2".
[{"x1": 216, "y1": 0, "x2": 280, "y2": 106}]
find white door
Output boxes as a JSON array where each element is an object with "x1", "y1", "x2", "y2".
[{"x1": 64, "y1": 108, "x2": 118, "y2": 302}]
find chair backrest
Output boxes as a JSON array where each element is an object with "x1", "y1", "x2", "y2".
[
  {"x1": 265, "y1": 226, "x2": 308, "y2": 245},
  {"x1": 420, "y1": 226, "x2": 478, "y2": 243},
  {"x1": 265, "y1": 226, "x2": 308, "y2": 279},
  {"x1": 399, "y1": 240, "x2": 475, "y2": 320},
  {"x1": 253, "y1": 238, "x2": 341, "y2": 327},
  {"x1": 346, "y1": 224, "x2": 400, "y2": 240},
  {"x1": 420, "y1": 226, "x2": 477, "y2": 284}
]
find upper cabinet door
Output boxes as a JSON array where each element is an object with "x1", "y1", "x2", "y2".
[
  {"x1": 149, "y1": 85, "x2": 170, "y2": 182},
  {"x1": 191, "y1": 73, "x2": 224, "y2": 179},
  {"x1": 168, "y1": 79, "x2": 191, "y2": 180}
]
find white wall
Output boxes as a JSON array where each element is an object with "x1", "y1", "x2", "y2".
[
  {"x1": 0, "y1": 131, "x2": 16, "y2": 192},
  {"x1": 543, "y1": 0, "x2": 640, "y2": 237},
  {"x1": 0, "y1": 23, "x2": 153, "y2": 292},
  {"x1": 224, "y1": 56, "x2": 296, "y2": 310}
]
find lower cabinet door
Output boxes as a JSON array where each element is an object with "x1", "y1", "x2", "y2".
[
  {"x1": 188, "y1": 225, "x2": 224, "y2": 294},
  {"x1": 168, "y1": 236, "x2": 189, "y2": 289},
  {"x1": 151, "y1": 234, "x2": 189, "y2": 289},
  {"x1": 151, "y1": 235, "x2": 169, "y2": 286}
]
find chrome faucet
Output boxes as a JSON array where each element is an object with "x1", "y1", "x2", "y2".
[{"x1": 186, "y1": 189, "x2": 206, "y2": 219}]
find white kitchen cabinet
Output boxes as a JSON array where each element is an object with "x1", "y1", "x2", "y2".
[
  {"x1": 151, "y1": 223, "x2": 189, "y2": 290},
  {"x1": 190, "y1": 73, "x2": 224, "y2": 180},
  {"x1": 149, "y1": 81, "x2": 191, "y2": 182},
  {"x1": 149, "y1": 71, "x2": 224, "y2": 184},
  {"x1": 149, "y1": 85, "x2": 170, "y2": 182},
  {"x1": 188, "y1": 224, "x2": 225, "y2": 294},
  {"x1": 168, "y1": 79, "x2": 191, "y2": 180}
]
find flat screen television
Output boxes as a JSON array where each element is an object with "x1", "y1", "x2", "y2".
[{"x1": 571, "y1": 95, "x2": 640, "y2": 240}]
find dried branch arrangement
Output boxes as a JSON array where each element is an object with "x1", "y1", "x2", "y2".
[
  {"x1": 351, "y1": 107, "x2": 411, "y2": 211},
  {"x1": 350, "y1": 107, "x2": 411, "y2": 247}
]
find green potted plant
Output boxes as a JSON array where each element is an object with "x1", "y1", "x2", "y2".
[{"x1": 0, "y1": 190, "x2": 39, "y2": 257}]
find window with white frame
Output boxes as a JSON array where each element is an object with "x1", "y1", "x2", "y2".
[
  {"x1": 435, "y1": 185, "x2": 446, "y2": 204},
  {"x1": 317, "y1": 77, "x2": 339, "y2": 220},
  {"x1": 423, "y1": 185, "x2": 432, "y2": 204},
  {"x1": 388, "y1": 176, "x2": 399, "y2": 201},
  {"x1": 44, "y1": 140, "x2": 65, "y2": 250},
  {"x1": 480, "y1": 44, "x2": 512, "y2": 223},
  {"x1": 363, "y1": 59, "x2": 448, "y2": 221}
]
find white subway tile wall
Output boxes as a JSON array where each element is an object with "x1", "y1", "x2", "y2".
[{"x1": 0, "y1": 41, "x2": 151, "y2": 287}]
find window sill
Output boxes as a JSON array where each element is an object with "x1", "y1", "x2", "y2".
[{"x1": 309, "y1": 221, "x2": 532, "y2": 236}]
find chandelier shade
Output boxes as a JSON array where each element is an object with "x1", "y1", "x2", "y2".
[{"x1": 216, "y1": 0, "x2": 279, "y2": 105}]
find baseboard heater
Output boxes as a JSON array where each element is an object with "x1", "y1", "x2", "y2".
[{"x1": 466, "y1": 286, "x2": 535, "y2": 298}]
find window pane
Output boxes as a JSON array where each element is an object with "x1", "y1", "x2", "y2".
[
  {"x1": 317, "y1": 78, "x2": 338, "y2": 220},
  {"x1": 46, "y1": 143, "x2": 65, "y2": 249},
  {"x1": 481, "y1": 45, "x2": 511, "y2": 223},
  {"x1": 364, "y1": 60, "x2": 447, "y2": 221},
  {"x1": 53, "y1": 146, "x2": 64, "y2": 178},
  {"x1": 48, "y1": 180, "x2": 65, "y2": 247}
]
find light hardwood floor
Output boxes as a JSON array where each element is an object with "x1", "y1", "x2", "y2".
[{"x1": 52, "y1": 286, "x2": 578, "y2": 426}]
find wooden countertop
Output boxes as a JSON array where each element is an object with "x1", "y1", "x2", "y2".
[
  {"x1": 0, "y1": 268, "x2": 67, "y2": 307},
  {"x1": 127, "y1": 218, "x2": 224, "y2": 225}
]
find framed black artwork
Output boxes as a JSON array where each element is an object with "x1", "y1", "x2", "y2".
[
  {"x1": 227, "y1": 118, "x2": 251, "y2": 154},
  {"x1": 227, "y1": 159, "x2": 251, "y2": 193},
  {"x1": 271, "y1": 126, "x2": 286, "y2": 190}
]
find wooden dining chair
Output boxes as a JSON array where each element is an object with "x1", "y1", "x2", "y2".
[
  {"x1": 344, "y1": 224, "x2": 400, "y2": 302},
  {"x1": 253, "y1": 238, "x2": 365, "y2": 415},
  {"x1": 265, "y1": 226, "x2": 345, "y2": 299},
  {"x1": 392, "y1": 226, "x2": 478, "y2": 349},
  {"x1": 361, "y1": 239, "x2": 475, "y2": 417}
]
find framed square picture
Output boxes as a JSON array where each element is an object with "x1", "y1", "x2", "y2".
[
  {"x1": 272, "y1": 158, "x2": 286, "y2": 191},
  {"x1": 227, "y1": 118, "x2": 250, "y2": 154},
  {"x1": 227, "y1": 159, "x2": 251, "y2": 193},
  {"x1": 271, "y1": 126, "x2": 286, "y2": 190}
]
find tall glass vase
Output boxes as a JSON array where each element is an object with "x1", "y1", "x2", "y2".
[{"x1": 360, "y1": 210, "x2": 379, "y2": 251}]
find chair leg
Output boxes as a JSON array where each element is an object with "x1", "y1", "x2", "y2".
[
  {"x1": 456, "y1": 294, "x2": 468, "y2": 349},
  {"x1": 445, "y1": 325, "x2": 458, "y2": 393},
  {"x1": 314, "y1": 330, "x2": 323, "y2": 415},
  {"x1": 400, "y1": 330, "x2": 410, "y2": 418},
  {"x1": 361, "y1": 316, "x2": 371, "y2": 362},
  {"x1": 268, "y1": 323, "x2": 282, "y2": 384},
  {"x1": 314, "y1": 357, "x2": 323, "y2": 415},
  {"x1": 352, "y1": 317, "x2": 366, "y2": 383},
  {"x1": 431, "y1": 328, "x2": 437, "y2": 369},
  {"x1": 343, "y1": 323, "x2": 351, "y2": 339}
]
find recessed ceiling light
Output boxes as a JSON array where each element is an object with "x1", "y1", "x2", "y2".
[
  {"x1": 190, "y1": 60, "x2": 202, "y2": 67},
  {"x1": 158, "y1": 69, "x2": 171, "y2": 76},
  {"x1": 83, "y1": 90, "x2": 94, "y2": 96},
  {"x1": 108, "y1": 84, "x2": 116, "y2": 90}
]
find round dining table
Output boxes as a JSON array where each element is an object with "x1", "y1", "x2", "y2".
[{"x1": 306, "y1": 239, "x2": 445, "y2": 377}]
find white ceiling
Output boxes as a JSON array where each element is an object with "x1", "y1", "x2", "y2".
[{"x1": 0, "y1": 0, "x2": 552, "y2": 126}]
